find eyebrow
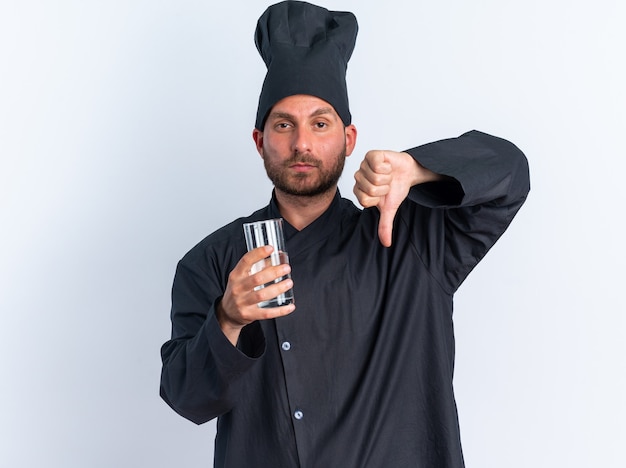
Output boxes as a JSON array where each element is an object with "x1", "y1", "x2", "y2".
[
  {"x1": 310, "y1": 107, "x2": 335, "y2": 117},
  {"x1": 268, "y1": 107, "x2": 336, "y2": 121}
]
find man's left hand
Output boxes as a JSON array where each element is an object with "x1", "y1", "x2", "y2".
[{"x1": 353, "y1": 150, "x2": 442, "y2": 247}]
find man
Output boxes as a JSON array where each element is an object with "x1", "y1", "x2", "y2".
[{"x1": 160, "y1": 2, "x2": 530, "y2": 467}]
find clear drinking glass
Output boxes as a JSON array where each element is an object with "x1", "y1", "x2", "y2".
[{"x1": 243, "y1": 218, "x2": 294, "y2": 308}]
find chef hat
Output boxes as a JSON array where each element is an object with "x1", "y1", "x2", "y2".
[{"x1": 254, "y1": 1, "x2": 358, "y2": 130}]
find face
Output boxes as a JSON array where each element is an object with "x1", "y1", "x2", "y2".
[{"x1": 253, "y1": 95, "x2": 357, "y2": 198}]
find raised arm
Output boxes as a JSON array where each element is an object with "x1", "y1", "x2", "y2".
[{"x1": 354, "y1": 130, "x2": 530, "y2": 291}]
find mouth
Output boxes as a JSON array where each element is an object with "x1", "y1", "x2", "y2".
[{"x1": 289, "y1": 161, "x2": 318, "y2": 172}]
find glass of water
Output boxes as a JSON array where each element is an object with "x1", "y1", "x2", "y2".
[{"x1": 243, "y1": 218, "x2": 294, "y2": 308}]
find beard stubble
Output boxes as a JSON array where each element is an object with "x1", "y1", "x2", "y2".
[{"x1": 264, "y1": 146, "x2": 347, "y2": 197}]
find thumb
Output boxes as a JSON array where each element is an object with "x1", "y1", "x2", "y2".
[{"x1": 377, "y1": 204, "x2": 398, "y2": 247}]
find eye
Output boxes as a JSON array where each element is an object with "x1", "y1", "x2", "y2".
[
  {"x1": 314, "y1": 121, "x2": 328, "y2": 129},
  {"x1": 275, "y1": 122, "x2": 292, "y2": 130}
]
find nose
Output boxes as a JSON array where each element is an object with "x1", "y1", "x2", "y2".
[{"x1": 292, "y1": 126, "x2": 312, "y2": 153}]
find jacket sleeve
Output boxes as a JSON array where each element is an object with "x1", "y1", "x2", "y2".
[
  {"x1": 403, "y1": 130, "x2": 530, "y2": 293},
  {"x1": 159, "y1": 247, "x2": 265, "y2": 425}
]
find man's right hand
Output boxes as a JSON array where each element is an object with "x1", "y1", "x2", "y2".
[{"x1": 216, "y1": 245, "x2": 295, "y2": 345}]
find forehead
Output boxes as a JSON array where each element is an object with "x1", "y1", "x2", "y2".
[{"x1": 268, "y1": 95, "x2": 340, "y2": 119}]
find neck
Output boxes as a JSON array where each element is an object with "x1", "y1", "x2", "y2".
[{"x1": 274, "y1": 187, "x2": 337, "y2": 231}]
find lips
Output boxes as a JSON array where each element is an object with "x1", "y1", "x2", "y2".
[
  {"x1": 287, "y1": 156, "x2": 319, "y2": 172},
  {"x1": 290, "y1": 162, "x2": 317, "y2": 172}
]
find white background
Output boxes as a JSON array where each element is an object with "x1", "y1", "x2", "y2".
[{"x1": 1, "y1": 1, "x2": 624, "y2": 466}]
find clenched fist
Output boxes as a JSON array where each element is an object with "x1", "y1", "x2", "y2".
[{"x1": 353, "y1": 150, "x2": 443, "y2": 247}]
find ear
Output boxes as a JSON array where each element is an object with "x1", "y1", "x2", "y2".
[
  {"x1": 344, "y1": 124, "x2": 357, "y2": 157},
  {"x1": 252, "y1": 128, "x2": 264, "y2": 158}
]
